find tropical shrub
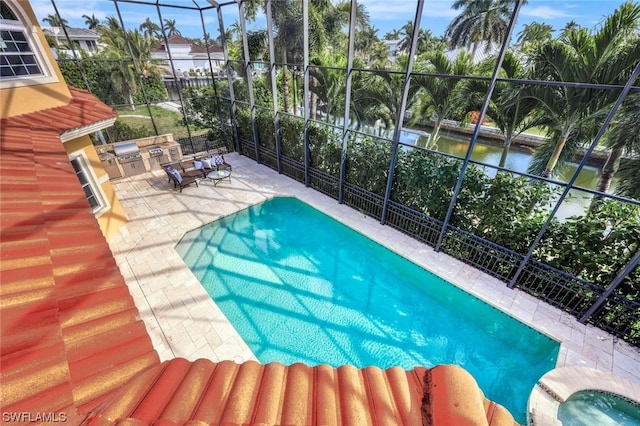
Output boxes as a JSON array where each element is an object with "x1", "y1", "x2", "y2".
[{"x1": 104, "y1": 120, "x2": 154, "y2": 142}]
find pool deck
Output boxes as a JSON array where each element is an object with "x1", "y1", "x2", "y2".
[{"x1": 108, "y1": 153, "x2": 640, "y2": 419}]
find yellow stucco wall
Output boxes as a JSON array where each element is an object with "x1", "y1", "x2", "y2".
[
  {"x1": 64, "y1": 136, "x2": 128, "y2": 238},
  {"x1": 0, "y1": 0, "x2": 72, "y2": 118}
]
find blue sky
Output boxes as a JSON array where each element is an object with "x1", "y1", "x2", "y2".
[{"x1": 31, "y1": 0, "x2": 628, "y2": 42}]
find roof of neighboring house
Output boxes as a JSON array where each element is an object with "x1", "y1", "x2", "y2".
[
  {"x1": 43, "y1": 26, "x2": 100, "y2": 39},
  {"x1": 153, "y1": 34, "x2": 223, "y2": 54},
  {"x1": 0, "y1": 87, "x2": 518, "y2": 426}
]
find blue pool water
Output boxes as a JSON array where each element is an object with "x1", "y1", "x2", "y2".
[{"x1": 176, "y1": 197, "x2": 559, "y2": 422}]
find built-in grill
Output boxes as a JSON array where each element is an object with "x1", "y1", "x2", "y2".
[
  {"x1": 114, "y1": 141, "x2": 142, "y2": 163},
  {"x1": 147, "y1": 145, "x2": 164, "y2": 157},
  {"x1": 114, "y1": 141, "x2": 145, "y2": 177}
]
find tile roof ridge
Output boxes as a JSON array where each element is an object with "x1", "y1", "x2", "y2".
[{"x1": 84, "y1": 357, "x2": 432, "y2": 425}]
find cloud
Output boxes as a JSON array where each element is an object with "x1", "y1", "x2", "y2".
[
  {"x1": 521, "y1": 6, "x2": 577, "y2": 20},
  {"x1": 30, "y1": 0, "x2": 109, "y2": 26},
  {"x1": 360, "y1": 0, "x2": 457, "y2": 21}
]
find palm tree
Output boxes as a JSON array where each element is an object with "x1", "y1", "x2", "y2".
[
  {"x1": 126, "y1": 29, "x2": 166, "y2": 77},
  {"x1": 41, "y1": 14, "x2": 68, "y2": 27},
  {"x1": 108, "y1": 50, "x2": 138, "y2": 110},
  {"x1": 591, "y1": 93, "x2": 640, "y2": 206},
  {"x1": 559, "y1": 20, "x2": 581, "y2": 37},
  {"x1": 353, "y1": 55, "x2": 422, "y2": 132},
  {"x1": 163, "y1": 19, "x2": 181, "y2": 37},
  {"x1": 516, "y1": 22, "x2": 553, "y2": 51},
  {"x1": 397, "y1": 21, "x2": 415, "y2": 53},
  {"x1": 398, "y1": 22, "x2": 445, "y2": 56},
  {"x1": 355, "y1": 25, "x2": 379, "y2": 64},
  {"x1": 528, "y1": 2, "x2": 640, "y2": 178},
  {"x1": 82, "y1": 14, "x2": 100, "y2": 30},
  {"x1": 445, "y1": 0, "x2": 516, "y2": 56},
  {"x1": 413, "y1": 50, "x2": 475, "y2": 147},
  {"x1": 139, "y1": 18, "x2": 160, "y2": 40},
  {"x1": 309, "y1": 52, "x2": 348, "y2": 124},
  {"x1": 459, "y1": 51, "x2": 546, "y2": 166},
  {"x1": 103, "y1": 16, "x2": 121, "y2": 31},
  {"x1": 369, "y1": 41, "x2": 391, "y2": 68},
  {"x1": 384, "y1": 29, "x2": 402, "y2": 40}
]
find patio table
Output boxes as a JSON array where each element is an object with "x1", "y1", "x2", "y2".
[{"x1": 207, "y1": 169, "x2": 232, "y2": 186}]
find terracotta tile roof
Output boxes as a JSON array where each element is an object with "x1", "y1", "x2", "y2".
[
  {"x1": 152, "y1": 34, "x2": 223, "y2": 54},
  {"x1": 1, "y1": 86, "x2": 117, "y2": 135},
  {"x1": 0, "y1": 86, "x2": 518, "y2": 426},
  {"x1": 1, "y1": 89, "x2": 157, "y2": 416}
]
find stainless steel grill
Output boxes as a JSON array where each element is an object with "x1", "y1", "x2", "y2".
[
  {"x1": 113, "y1": 141, "x2": 141, "y2": 163},
  {"x1": 147, "y1": 146, "x2": 164, "y2": 156}
]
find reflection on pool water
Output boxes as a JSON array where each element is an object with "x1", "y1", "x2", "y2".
[
  {"x1": 176, "y1": 197, "x2": 559, "y2": 423},
  {"x1": 558, "y1": 390, "x2": 640, "y2": 426}
]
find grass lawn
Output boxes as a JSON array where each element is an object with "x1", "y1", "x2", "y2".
[{"x1": 115, "y1": 105, "x2": 208, "y2": 140}]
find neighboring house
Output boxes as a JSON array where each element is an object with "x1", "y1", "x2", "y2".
[
  {"x1": 383, "y1": 39, "x2": 401, "y2": 62},
  {"x1": 42, "y1": 26, "x2": 101, "y2": 56},
  {"x1": 445, "y1": 41, "x2": 500, "y2": 64},
  {"x1": 151, "y1": 34, "x2": 224, "y2": 77}
]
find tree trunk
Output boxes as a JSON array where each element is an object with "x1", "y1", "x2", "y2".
[
  {"x1": 282, "y1": 67, "x2": 290, "y2": 114},
  {"x1": 310, "y1": 80, "x2": 318, "y2": 121},
  {"x1": 282, "y1": 51, "x2": 290, "y2": 114},
  {"x1": 128, "y1": 92, "x2": 136, "y2": 111},
  {"x1": 499, "y1": 136, "x2": 512, "y2": 168},
  {"x1": 542, "y1": 135, "x2": 567, "y2": 177},
  {"x1": 589, "y1": 146, "x2": 623, "y2": 212},
  {"x1": 429, "y1": 118, "x2": 442, "y2": 149}
]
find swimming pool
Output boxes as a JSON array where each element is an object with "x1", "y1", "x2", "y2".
[{"x1": 176, "y1": 197, "x2": 559, "y2": 422}]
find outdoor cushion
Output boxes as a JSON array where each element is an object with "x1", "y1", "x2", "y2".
[
  {"x1": 201, "y1": 158, "x2": 212, "y2": 169},
  {"x1": 194, "y1": 160, "x2": 204, "y2": 170},
  {"x1": 166, "y1": 166, "x2": 183, "y2": 183}
]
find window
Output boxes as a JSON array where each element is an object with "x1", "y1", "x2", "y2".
[
  {"x1": 0, "y1": 0, "x2": 57, "y2": 86},
  {"x1": 86, "y1": 40, "x2": 97, "y2": 51},
  {"x1": 71, "y1": 157, "x2": 101, "y2": 211},
  {"x1": 0, "y1": 29, "x2": 44, "y2": 78}
]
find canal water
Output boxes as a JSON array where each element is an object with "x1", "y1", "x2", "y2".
[{"x1": 401, "y1": 130, "x2": 608, "y2": 219}]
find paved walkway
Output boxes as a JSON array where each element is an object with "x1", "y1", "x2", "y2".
[{"x1": 107, "y1": 153, "x2": 640, "y2": 413}]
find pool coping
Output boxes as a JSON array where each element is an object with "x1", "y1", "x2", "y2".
[
  {"x1": 107, "y1": 153, "x2": 640, "y2": 421},
  {"x1": 528, "y1": 366, "x2": 640, "y2": 425}
]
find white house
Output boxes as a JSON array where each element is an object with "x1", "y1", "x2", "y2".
[
  {"x1": 43, "y1": 26, "x2": 100, "y2": 56},
  {"x1": 151, "y1": 35, "x2": 224, "y2": 77}
]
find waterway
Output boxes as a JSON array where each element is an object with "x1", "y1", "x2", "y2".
[{"x1": 401, "y1": 130, "x2": 608, "y2": 219}]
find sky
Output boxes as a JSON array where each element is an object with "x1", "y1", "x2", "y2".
[{"x1": 30, "y1": 0, "x2": 629, "y2": 43}]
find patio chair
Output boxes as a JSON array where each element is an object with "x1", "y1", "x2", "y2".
[
  {"x1": 195, "y1": 148, "x2": 232, "y2": 172},
  {"x1": 164, "y1": 165, "x2": 198, "y2": 192},
  {"x1": 179, "y1": 159, "x2": 209, "y2": 179}
]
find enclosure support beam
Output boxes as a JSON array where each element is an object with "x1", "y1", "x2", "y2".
[
  {"x1": 380, "y1": 0, "x2": 423, "y2": 225},
  {"x1": 156, "y1": 4, "x2": 194, "y2": 146},
  {"x1": 302, "y1": 0, "x2": 311, "y2": 187},
  {"x1": 337, "y1": 0, "x2": 358, "y2": 204},
  {"x1": 435, "y1": 0, "x2": 524, "y2": 252},
  {"x1": 199, "y1": 7, "x2": 226, "y2": 154},
  {"x1": 217, "y1": 6, "x2": 240, "y2": 153},
  {"x1": 265, "y1": 0, "x2": 282, "y2": 174},
  {"x1": 238, "y1": 1, "x2": 260, "y2": 164},
  {"x1": 113, "y1": 2, "x2": 160, "y2": 136},
  {"x1": 580, "y1": 250, "x2": 640, "y2": 324},
  {"x1": 508, "y1": 61, "x2": 640, "y2": 289}
]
